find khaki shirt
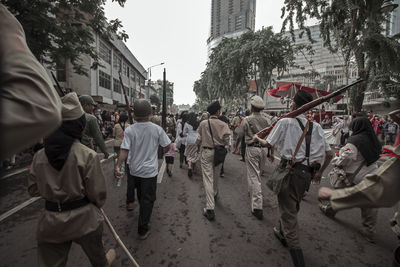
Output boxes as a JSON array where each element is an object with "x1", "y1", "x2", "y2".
[
  {"x1": 239, "y1": 112, "x2": 271, "y2": 145},
  {"x1": 232, "y1": 115, "x2": 242, "y2": 129},
  {"x1": 81, "y1": 113, "x2": 107, "y2": 154},
  {"x1": 150, "y1": 115, "x2": 162, "y2": 126},
  {"x1": 113, "y1": 122, "x2": 130, "y2": 147},
  {"x1": 28, "y1": 141, "x2": 107, "y2": 243},
  {"x1": 196, "y1": 116, "x2": 230, "y2": 148},
  {"x1": 0, "y1": 8, "x2": 62, "y2": 159},
  {"x1": 0, "y1": 52, "x2": 62, "y2": 160}
]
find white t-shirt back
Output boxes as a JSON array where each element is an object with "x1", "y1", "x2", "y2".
[{"x1": 121, "y1": 122, "x2": 171, "y2": 178}]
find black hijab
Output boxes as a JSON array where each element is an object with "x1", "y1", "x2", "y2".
[
  {"x1": 347, "y1": 117, "x2": 381, "y2": 166},
  {"x1": 44, "y1": 115, "x2": 86, "y2": 171}
]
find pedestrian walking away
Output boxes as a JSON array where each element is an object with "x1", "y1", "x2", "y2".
[
  {"x1": 165, "y1": 134, "x2": 176, "y2": 177},
  {"x1": 176, "y1": 111, "x2": 189, "y2": 168},
  {"x1": 196, "y1": 101, "x2": 230, "y2": 221},
  {"x1": 254, "y1": 90, "x2": 334, "y2": 267},
  {"x1": 184, "y1": 112, "x2": 200, "y2": 178},
  {"x1": 79, "y1": 95, "x2": 109, "y2": 159},
  {"x1": 237, "y1": 95, "x2": 271, "y2": 220},
  {"x1": 28, "y1": 92, "x2": 115, "y2": 267},
  {"x1": 115, "y1": 99, "x2": 171, "y2": 240}
]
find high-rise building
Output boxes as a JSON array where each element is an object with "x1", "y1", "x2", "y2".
[
  {"x1": 388, "y1": 0, "x2": 400, "y2": 36},
  {"x1": 207, "y1": 0, "x2": 256, "y2": 55}
]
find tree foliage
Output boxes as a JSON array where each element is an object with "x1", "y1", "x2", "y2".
[
  {"x1": 193, "y1": 27, "x2": 298, "y2": 106},
  {"x1": 281, "y1": 0, "x2": 400, "y2": 111},
  {"x1": 1, "y1": 0, "x2": 128, "y2": 75}
]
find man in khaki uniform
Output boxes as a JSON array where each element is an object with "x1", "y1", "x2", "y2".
[
  {"x1": 196, "y1": 101, "x2": 230, "y2": 221},
  {"x1": 150, "y1": 105, "x2": 162, "y2": 126},
  {"x1": 28, "y1": 92, "x2": 115, "y2": 267},
  {"x1": 232, "y1": 111, "x2": 243, "y2": 154},
  {"x1": 238, "y1": 95, "x2": 271, "y2": 220},
  {"x1": 0, "y1": 4, "x2": 61, "y2": 160},
  {"x1": 79, "y1": 95, "x2": 109, "y2": 159}
]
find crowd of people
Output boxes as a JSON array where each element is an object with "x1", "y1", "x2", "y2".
[{"x1": 2, "y1": 5, "x2": 400, "y2": 267}]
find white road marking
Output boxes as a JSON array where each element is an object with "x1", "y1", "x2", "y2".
[
  {"x1": 0, "y1": 197, "x2": 41, "y2": 223},
  {"x1": 1, "y1": 167, "x2": 28, "y2": 180},
  {"x1": 0, "y1": 153, "x2": 114, "y2": 223},
  {"x1": 157, "y1": 159, "x2": 166, "y2": 184}
]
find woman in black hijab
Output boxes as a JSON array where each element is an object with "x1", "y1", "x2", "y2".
[
  {"x1": 320, "y1": 116, "x2": 381, "y2": 242},
  {"x1": 347, "y1": 117, "x2": 381, "y2": 166}
]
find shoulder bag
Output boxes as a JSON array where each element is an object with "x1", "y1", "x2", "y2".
[
  {"x1": 266, "y1": 119, "x2": 311, "y2": 195},
  {"x1": 208, "y1": 119, "x2": 227, "y2": 166},
  {"x1": 328, "y1": 160, "x2": 365, "y2": 189}
]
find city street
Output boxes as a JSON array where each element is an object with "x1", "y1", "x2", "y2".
[{"x1": 0, "y1": 150, "x2": 398, "y2": 267}]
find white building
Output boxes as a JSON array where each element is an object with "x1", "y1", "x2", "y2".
[{"x1": 55, "y1": 32, "x2": 147, "y2": 110}]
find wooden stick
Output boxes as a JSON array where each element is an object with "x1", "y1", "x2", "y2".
[{"x1": 100, "y1": 208, "x2": 140, "y2": 267}]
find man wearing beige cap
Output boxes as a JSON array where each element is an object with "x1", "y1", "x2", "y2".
[
  {"x1": 28, "y1": 92, "x2": 115, "y2": 267},
  {"x1": 237, "y1": 95, "x2": 271, "y2": 220},
  {"x1": 115, "y1": 99, "x2": 171, "y2": 240}
]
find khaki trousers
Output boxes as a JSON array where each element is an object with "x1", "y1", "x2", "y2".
[
  {"x1": 277, "y1": 167, "x2": 312, "y2": 249},
  {"x1": 245, "y1": 146, "x2": 268, "y2": 211},
  {"x1": 37, "y1": 224, "x2": 107, "y2": 267},
  {"x1": 201, "y1": 148, "x2": 218, "y2": 210}
]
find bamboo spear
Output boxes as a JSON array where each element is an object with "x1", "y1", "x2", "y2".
[{"x1": 100, "y1": 208, "x2": 140, "y2": 267}]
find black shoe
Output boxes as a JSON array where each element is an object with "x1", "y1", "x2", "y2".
[
  {"x1": 188, "y1": 168, "x2": 193, "y2": 177},
  {"x1": 273, "y1": 227, "x2": 288, "y2": 247},
  {"x1": 289, "y1": 249, "x2": 305, "y2": 267},
  {"x1": 252, "y1": 209, "x2": 263, "y2": 220},
  {"x1": 167, "y1": 170, "x2": 172, "y2": 177},
  {"x1": 203, "y1": 208, "x2": 215, "y2": 221}
]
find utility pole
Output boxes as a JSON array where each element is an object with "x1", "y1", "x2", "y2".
[{"x1": 162, "y1": 68, "x2": 167, "y2": 131}]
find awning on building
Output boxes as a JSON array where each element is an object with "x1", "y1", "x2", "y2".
[{"x1": 92, "y1": 95, "x2": 113, "y2": 105}]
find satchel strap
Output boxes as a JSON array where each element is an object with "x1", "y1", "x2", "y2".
[
  {"x1": 347, "y1": 160, "x2": 365, "y2": 183},
  {"x1": 291, "y1": 119, "x2": 310, "y2": 168},
  {"x1": 208, "y1": 119, "x2": 216, "y2": 148},
  {"x1": 295, "y1": 118, "x2": 313, "y2": 166}
]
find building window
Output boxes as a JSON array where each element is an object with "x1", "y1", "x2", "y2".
[
  {"x1": 113, "y1": 78, "x2": 121, "y2": 93},
  {"x1": 113, "y1": 54, "x2": 121, "y2": 71},
  {"x1": 123, "y1": 62, "x2": 128, "y2": 77},
  {"x1": 99, "y1": 41, "x2": 111, "y2": 64},
  {"x1": 99, "y1": 70, "x2": 111, "y2": 89},
  {"x1": 235, "y1": 15, "x2": 242, "y2": 31}
]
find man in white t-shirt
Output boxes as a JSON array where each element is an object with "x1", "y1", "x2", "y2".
[{"x1": 115, "y1": 99, "x2": 171, "y2": 240}]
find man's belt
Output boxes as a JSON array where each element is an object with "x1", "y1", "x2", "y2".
[
  {"x1": 280, "y1": 158, "x2": 314, "y2": 173},
  {"x1": 45, "y1": 197, "x2": 90, "y2": 212},
  {"x1": 202, "y1": 146, "x2": 214, "y2": 150},
  {"x1": 247, "y1": 143, "x2": 263, "y2": 148}
]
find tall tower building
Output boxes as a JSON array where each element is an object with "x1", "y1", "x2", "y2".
[{"x1": 207, "y1": 0, "x2": 256, "y2": 55}]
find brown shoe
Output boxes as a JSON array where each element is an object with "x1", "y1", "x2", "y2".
[
  {"x1": 126, "y1": 202, "x2": 134, "y2": 211},
  {"x1": 106, "y1": 248, "x2": 116, "y2": 266}
]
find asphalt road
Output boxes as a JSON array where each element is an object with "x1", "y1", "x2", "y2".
[{"x1": 0, "y1": 152, "x2": 398, "y2": 267}]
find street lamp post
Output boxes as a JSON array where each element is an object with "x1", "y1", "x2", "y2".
[{"x1": 140, "y1": 62, "x2": 164, "y2": 99}]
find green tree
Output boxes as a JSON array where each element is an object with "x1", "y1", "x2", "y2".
[
  {"x1": 194, "y1": 27, "x2": 297, "y2": 104},
  {"x1": 281, "y1": 0, "x2": 400, "y2": 112},
  {"x1": 1, "y1": 0, "x2": 128, "y2": 75}
]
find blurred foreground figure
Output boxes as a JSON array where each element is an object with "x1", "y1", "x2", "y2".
[
  {"x1": 28, "y1": 93, "x2": 115, "y2": 267},
  {"x1": 0, "y1": 4, "x2": 61, "y2": 160}
]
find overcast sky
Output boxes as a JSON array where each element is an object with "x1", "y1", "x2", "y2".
[{"x1": 104, "y1": 0, "x2": 285, "y2": 105}]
